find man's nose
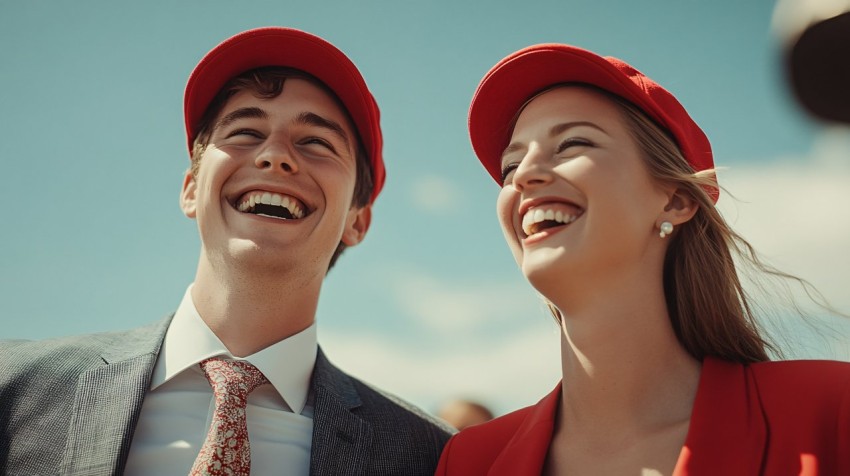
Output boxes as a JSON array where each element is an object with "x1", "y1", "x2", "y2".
[{"x1": 255, "y1": 140, "x2": 298, "y2": 174}]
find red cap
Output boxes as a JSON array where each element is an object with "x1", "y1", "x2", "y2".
[
  {"x1": 184, "y1": 27, "x2": 385, "y2": 203},
  {"x1": 468, "y1": 44, "x2": 716, "y2": 201}
]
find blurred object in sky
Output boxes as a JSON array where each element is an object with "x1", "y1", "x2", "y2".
[
  {"x1": 438, "y1": 399, "x2": 494, "y2": 430},
  {"x1": 773, "y1": 0, "x2": 850, "y2": 123}
]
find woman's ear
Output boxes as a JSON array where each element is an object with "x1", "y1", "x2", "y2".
[
  {"x1": 180, "y1": 170, "x2": 198, "y2": 218},
  {"x1": 660, "y1": 187, "x2": 698, "y2": 227}
]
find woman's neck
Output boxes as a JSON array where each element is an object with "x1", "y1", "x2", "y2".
[{"x1": 549, "y1": 270, "x2": 702, "y2": 437}]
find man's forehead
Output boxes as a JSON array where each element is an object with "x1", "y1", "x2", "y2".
[{"x1": 217, "y1": 79, "x2": 354, "y2": 129}]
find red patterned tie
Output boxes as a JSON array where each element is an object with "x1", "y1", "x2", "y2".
[{"x1": 190, "y1": 358, "x2": 270, "y2": 476}]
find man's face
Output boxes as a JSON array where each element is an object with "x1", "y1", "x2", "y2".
[{"x1": 180, "y1": 78, "x2": 371, "y2": 274}]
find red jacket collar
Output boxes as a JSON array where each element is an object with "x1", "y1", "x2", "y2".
[
  {"x1": 674, "y1": 357, "x2": 767, "y2": 475},
  {"x1": 488, "y1": 382, "x2": 560, "y2": 475},
  {"x1": 488, "y1": 358, "x2": 767, "y2": 475}
]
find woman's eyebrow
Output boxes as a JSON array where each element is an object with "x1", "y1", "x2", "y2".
[
  {"x1": 501, "y1": 121, "x2": 609, "y2": 160},
  {"x1": 548, "y1": 120, "x2": 608, "y2": 138},
  {"x1": 501, "y1": 142, "x2": 525, "y2": 160}
]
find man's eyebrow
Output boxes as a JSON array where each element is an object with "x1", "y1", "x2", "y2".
[
  {"x1": 214, "y1": 107, "x2": 268, "y2": 131},
  {"x1": 500, "y1": 121, "x2": 609, "y2": 161},
  {"x1": 295, "y1": 112, "x2": 351, "y2": 150}
]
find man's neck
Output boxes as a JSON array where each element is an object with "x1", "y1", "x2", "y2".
[{"x1": 191, "y1": 258, "x2": 322, "y2": 357}]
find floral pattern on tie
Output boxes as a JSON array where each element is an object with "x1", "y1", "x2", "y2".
[{"x1": 190, "y1": 358, "x2": 269, "y2": 476}]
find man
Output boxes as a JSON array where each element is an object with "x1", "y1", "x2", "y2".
[{"x1": 0, "y1": 27, "x2": 452, "y2": 475}]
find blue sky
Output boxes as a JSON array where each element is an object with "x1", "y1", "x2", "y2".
[{"x1": 2, "y1": 0, "x2": 848, "y2": 415}]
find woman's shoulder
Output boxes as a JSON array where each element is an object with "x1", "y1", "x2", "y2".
[
  {"x1": 702, "y1": 357, "x2": 849, "y2": 426},
  {"x1": 437, "y1": 386, "x2": 560, "y2": 475},
  {"x1": 747, "y1": 359, "x2": 850, "y2": 389},
  {"x1": 746, "y1": 359, "x2": 850, "y2": 420},
  {"x1": 452, "y1": 403, "x2": 538, "y2": 443}
]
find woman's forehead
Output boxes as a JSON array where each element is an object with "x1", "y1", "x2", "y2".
[{"x1": 512, "y1": 86, "x2": 625, "y2": 137}]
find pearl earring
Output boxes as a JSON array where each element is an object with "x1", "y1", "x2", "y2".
[{"x1": 659, "y1": 221, "x2": 674, "y2": 238}]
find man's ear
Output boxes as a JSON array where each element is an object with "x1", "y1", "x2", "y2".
[
  {"x1": 660, "y1": 187, "x2": 698, "y2": 227},
  {"x1": 341, "y1": 204, "x2": 372, "y2": 246},
  {"x1": 180, "y1": 170, "x2": 198, "y2": 218}
]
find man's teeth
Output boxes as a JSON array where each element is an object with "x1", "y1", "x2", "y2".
[
  {"x1": 237, "y1": 191, "x2": 304, "y2": 219},
  {"x1": 522, "y1": 208, "x2": 578, "y2": 236}
]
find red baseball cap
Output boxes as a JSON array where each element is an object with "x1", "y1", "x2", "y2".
[
  {"x1": 468, "y1": 43, "x2": 716, "y2": 201},
  {"x1": 184, "y1": 27, "x2": 385, "y2": 203}
]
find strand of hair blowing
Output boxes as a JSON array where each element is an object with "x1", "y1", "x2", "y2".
[{"x1": 664, "y1": 208, "x2": 773, "y2": 363}]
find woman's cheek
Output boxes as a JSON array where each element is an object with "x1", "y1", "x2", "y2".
[{"x1": 496, "y1": 186, "x2": 524, "y2": 265}]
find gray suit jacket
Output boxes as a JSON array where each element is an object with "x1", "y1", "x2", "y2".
[{"x1": 0, "y1": 317, "x2": 453, "y2": 475}]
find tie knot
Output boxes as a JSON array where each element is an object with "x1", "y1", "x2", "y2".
[{"x1": 199, "y1": 357, "x2": 269, "y2": 397}]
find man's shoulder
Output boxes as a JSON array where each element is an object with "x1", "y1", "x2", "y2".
[
  {"x1": 348, "y1": 375, "x2": 455, "y2": 435},
  {"x1": 0, "y1": 318, "x2": 170, "y2": 384},
  {"x1": 310, "y1": 351, "x2": 455, "y2": 475},
  {"x1": 0, "y1": 318, "x2": 169, "y2": 475},
  {"x1": 312, "y1": 350, "x2": 453, "y2": 437}
]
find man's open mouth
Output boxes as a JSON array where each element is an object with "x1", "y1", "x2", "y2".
[{"x1": 236, "y1": 191, "x2": 307, "y2": 220}]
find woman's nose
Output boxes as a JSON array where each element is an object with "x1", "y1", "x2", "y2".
[{"x1": 512, "y1": 146, "x2": 553, "y2": 193}]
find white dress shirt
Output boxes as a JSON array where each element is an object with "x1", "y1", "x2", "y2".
[{"x1": 124, "y1": 286, "x2": 317, "y2": 475}]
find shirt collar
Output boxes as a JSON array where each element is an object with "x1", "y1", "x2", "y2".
[{"x1": 150, "y1": 285, "x2": 318, "y2": 414}]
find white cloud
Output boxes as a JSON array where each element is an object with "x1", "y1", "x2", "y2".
[
  {"x1": 320, "y1": 325, "x2": 561, "y2": 416},
  {"x1": 717, "y1": 128, "x2": 850, "y2": 311},
  {"x1": 409, "y1": 175, "x2": 465, "y2": 214},
  {"x1": 391, "y1": 268, "x2": 544, "y2": 335},
  {"x1": 717, "y1": 128, "x2": 850, "y2": 359}
]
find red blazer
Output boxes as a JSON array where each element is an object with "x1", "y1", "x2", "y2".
[{"x1": 436, "y1": 358, "x2": 850, "y2": 475}]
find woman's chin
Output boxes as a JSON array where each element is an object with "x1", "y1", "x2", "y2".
[{"x1": 521, "y1": 251, "x2": 570, "y2": 290}]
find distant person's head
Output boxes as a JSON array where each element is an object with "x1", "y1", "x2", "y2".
[
  {"x1": 180, "y1": 28, "x2": 384, "y2": 272},
  {"x1": 439, "y1": 399, "x2": 494, "y2": 430}
]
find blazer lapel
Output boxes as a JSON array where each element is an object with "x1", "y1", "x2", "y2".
[
  {"x1": 674, "y1": 357, "x2": 767, "y2": 475},
  {"x1": 309, "y1": 348, "x2": 374, "y2": 476},
  {"x1": 489, "y1": 385, "x2": 560, "y2": 476},
  {"x1": 59, "y1": 318, "x2": 170, "y2": 476}
]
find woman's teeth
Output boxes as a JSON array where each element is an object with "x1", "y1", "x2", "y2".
[{"x1": 522, "y1": 208, "x2": 579, "y2": 236}]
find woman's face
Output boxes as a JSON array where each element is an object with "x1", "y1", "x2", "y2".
[{"x1": 496, "y1": 86, "x2": 671, "y2": 294}]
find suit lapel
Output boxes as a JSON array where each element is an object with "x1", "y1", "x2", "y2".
[
  {"x1": 309, "y1": 348, "x2": 374, "y2": 476},
  {"x1": 60, "y1": 318, "x2": 170, "y2": 476}
]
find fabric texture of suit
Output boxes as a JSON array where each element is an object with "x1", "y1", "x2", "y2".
[
  {"x1": 0, "y1": 317, "x2": 453, "y2": 476},
  {"x1": 436, "y1": 357, "x2": 850, "y2": 475}
]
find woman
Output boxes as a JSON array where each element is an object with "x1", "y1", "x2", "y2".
[{"x1": 436, "y1": 44, "x2": 850, "y2": 475}]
